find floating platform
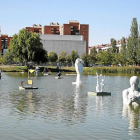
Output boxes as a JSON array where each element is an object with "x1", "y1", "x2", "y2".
[
  {"x1": 43, "y1": 72, "x2": 51, "y2": 75},
  {"x1": 88, "y1": 92, "x2": 111, "y2": 96},
  {"x1": 66, "y1": 74, "x2": 77, "y2": 76},
  {"x1": 19, "y1": 86, "x2": 38, "y2": 90},
  {"x1": 55, "y1": 77, "x2": 63, "y2": 79}
]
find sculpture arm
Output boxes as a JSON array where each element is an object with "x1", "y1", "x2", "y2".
[{"x1": 122, "y1": 89, "x2": 132, "y2": 105}]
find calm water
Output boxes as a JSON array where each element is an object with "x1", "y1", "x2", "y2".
[{"x1": 0, "y1": 72, "x2": 140, "y2": 140}]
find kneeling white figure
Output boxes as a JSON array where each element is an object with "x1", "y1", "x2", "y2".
[{"x1": 72, "y1": 58, "x2": 84, "y2": 84}]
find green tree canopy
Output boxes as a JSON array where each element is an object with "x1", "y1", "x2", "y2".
[
  {"x1": 97, "y1": 51, "x2": 112, "y2": 65},
  {"x1": 66, "y1": 55, "x2": 71, "y2": 63},
  {"x1": 81, "y1": 52, "x2": 88, "y2": 66},
  {"x1": 110, "y1": 38, "x2": 117, "y2": 53},
  {"x1": 71, "y1": 50, "x2": 79, "y2": 63},
  {"x1": 58, "y1": 51, "x2": 67, "y2": 62},
  {"x1": 48, "y1": 51, "x2": 58, "y2": 62},
  {"x1": 126, "y1": 18, "x2": 139, "y2": 65},
  {"x1": 8, "y1": 28, "x2": 47, "y2": 64},
  {"x1": 87, "y1": 47, "x2": 97, "y2": 64}
]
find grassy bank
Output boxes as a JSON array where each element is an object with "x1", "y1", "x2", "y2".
[{"x1": 0, "y1": 65, "x2": 140, "y2": 74}]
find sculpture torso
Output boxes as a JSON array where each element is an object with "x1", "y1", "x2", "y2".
[{"x1": 74, "y1": 58, "x2": 84, "y2": 84}]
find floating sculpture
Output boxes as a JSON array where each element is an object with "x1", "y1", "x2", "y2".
[
  {"x1": 94, "y1": 72, "x2": 102, "y2": 92},
  {"x1": 122, "y1": 76, "x2": 140, "y2": 105},
  {"x1": 88, "y1": 72, "x2": 111, "y2": 96},
  {"x1": 55, "y1": 71, "x2": 62, "y2": 79},
  {"x1": 100, "y1": 75, "x2": 105, "y2": 92},
  {"x1": 72, "y1": 58, "x2": 84, "y2": 84}
]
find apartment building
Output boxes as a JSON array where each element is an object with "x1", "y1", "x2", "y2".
[
  {"x1": 60, "y1": 20, "x2": 89, "y2": 54},
  {"x1": 26, "y1": 24, "x2": 42, "y2": 34},
  {"x1": 26, "y1": 20, "x2": 89, "y2": 55},
  {"x1": 0, "y1": 34, "x2": 12, "y2": 55},
  {"x1": 43, "y1": 22, "x2": 60, "y2": 35}
]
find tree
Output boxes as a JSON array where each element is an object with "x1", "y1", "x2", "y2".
[
  {"x1": 126, "y1": 18, "x2": 139, "y2": 65},
  {"x1": 110, "y1": 38, "x2": 117, "y2": 53},
  {"x1": 97, "y1": 51, "x2": 112, "y2": 65},
  {"x1": 8, "y1": 28, "x2": 47, "y2": 64},
  {"x1": 66, "y1": 55, "x2": 71, "y2": 63},
  {"x1": 71, "y1": 50, "x2": 79, "y2": 63},
  {"x1": 58, "y1": 51, "x2": 67, "y2": 62},
  {"x1": 87, "y1": 47, "x2": 97, "y2": 64},
  {"x1": 81, "y1": 52, "x2": 88, "y2": 66},
  {"x1": 120, "y1": 37, "x2": 126, "y2": 55},
  {"x1": 48, "y1": 51, "x2": 58, "y2": 62}
]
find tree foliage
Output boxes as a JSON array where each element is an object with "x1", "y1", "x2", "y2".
[
  {"x1": 48, "y1": 51, "x2": 58, "y2": 62},
  {"x1": 8, "y1": 29, "x2": 47, "y2": 64},
  {"x1": 87, "y1": 47, "x2": 97, "y2": 64},
  {"x1": 58, "y1": 51, "x2": 67, "y2": 62},
  {"x1": 71, "y1": 50, "x2": 79, "y2": 63},
  {"x1": 81, "y1": 52, "x2": 88, "y2": 66},
  {"x1": 126, "y1": 18, "x2": 139, "y2": 65},
  {"x1": 110, "y1": 38, "x2": 117, "y2": 53}
]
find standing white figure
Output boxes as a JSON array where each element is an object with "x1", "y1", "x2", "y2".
[
  {"x1": 94, "y1": 72, "x2": 102, "y2": 92},
  {"x1": 100, "y1": 76, "x2": 105, "y2": 92},
  {"x1": 94, "y1": 72, "x2": 99, "y2": 92},
  {"x1": 72, "y1": 58, "x2": 84, "y2": 84}
]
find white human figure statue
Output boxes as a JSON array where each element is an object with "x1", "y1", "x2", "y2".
[
  {"x1": 100, "y1": 76, "x2": 105, "y2": 92},
  {"x1": 72, "y1": 58, "x2": 84, "y2": 84},
  {"x1": 94, "y1": 72, "x2": 102, "y2": 92},
  {"x1": 122, "y1": 76, "x2": 140, "y2": 105}
]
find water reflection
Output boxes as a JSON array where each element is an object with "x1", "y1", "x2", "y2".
[
  {"x1": 123, "y1": 105, "x2": 140, "y2": 130},
  {"x1": 9, "y1": 84, "x2": 88, "y2": 126}
]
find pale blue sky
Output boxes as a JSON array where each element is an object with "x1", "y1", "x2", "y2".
[{"x1": 0, "y1": 0, "x2": 140, "y2": 46}]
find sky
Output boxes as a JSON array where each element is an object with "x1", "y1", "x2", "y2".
[{"x1": 0, "y1": 0, "x2": 140, "y2": 46}]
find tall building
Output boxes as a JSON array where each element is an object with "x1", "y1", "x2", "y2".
[
  {"x1": 43, "y1": 22, "x2": 60, "y2": 35},
  {"x1": 0, "y1": 34, "x2": 12, "y2": 55},
  {"x1": 26, "y1": 24, "x2": 42, "y2": 34},
  {"x1": 60, "y1": 20, "x2": 89, "y2": 54}
]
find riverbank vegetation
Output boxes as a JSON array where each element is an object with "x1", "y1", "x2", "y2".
[{"x1": 0, "y1": 65, "x2": 140, "y2": 74}]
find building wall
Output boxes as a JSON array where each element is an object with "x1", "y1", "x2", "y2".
[
  {"x1": 63, "y1": 24, "x2": 71, "y2": 35},
  {"x1": 79, "y1": 24, "x2": 89, "y2": 54},
  {"x1": 43, "y1": 26, "x2": 59, "y2": 34},
  {"x1": 26, "y1": 27, "x2": 42, "y2": 34},
  {"x1": 40, "y1": 34, "x2": 84, "y2": 41},
  {"x1": 0, "y1": 34, "x2": 12, "y2": 54},
  {"x1": 40, "y1": 35, "x2": 86, "y2": 57}
]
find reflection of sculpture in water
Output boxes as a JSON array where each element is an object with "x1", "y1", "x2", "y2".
[
  {"x1": 123, "y1": 104, "x2": 140, "y2": 130},
  {"x1": 122, "y1": 76, "x2": 140, "y2": 105},
  {"x1": 72, "y1": 58, "x2": 84, "y2": 84}
]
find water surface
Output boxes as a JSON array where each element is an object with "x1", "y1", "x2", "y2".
[{"x1": 0, "y1": 72, "x2": 139, "y2": 140}]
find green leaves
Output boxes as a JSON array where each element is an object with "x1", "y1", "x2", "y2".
[
  {"x1": 48, "y1": 51, "x2": 58, "y2": 62},
  {"x1": 8, "y1": 29, "x2": 47, "y2": 64}
]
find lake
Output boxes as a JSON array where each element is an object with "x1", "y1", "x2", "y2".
[{"x1": 0, "y1": 72, "x2": 140, "y2": 140}]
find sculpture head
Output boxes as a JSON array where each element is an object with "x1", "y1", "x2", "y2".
[
  {"x1": 75, "y1": 58, "x2": 84, "y2": 74},
  {"x1": 130, "y1": 76, "x2": 139, "y2": 91}
]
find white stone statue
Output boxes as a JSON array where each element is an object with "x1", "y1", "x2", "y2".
[
  {"x1": 100, "y1": 76, "x2": 105, "y2": 92},
  {"x1": 72, "y1": 58, "x2": 84, "y2": 84},
  {"x1": 122, "y1": 76, "x2": 140, "y2": 105},
  {"x1": 94, "y1": 72, "x2": 102, "y2": 92}
]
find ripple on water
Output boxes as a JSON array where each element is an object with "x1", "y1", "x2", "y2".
[{"x1": 0, "y1": 73, "x2": 139, "y2": 139}]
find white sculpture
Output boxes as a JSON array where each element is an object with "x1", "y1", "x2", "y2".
[
  {"x1": 122, "y1": 76, "x2": 140, "y2": 105},
  {"x1": 100, "y1": 76, "x2": 105, "y2": 92},
  {"x1": 72, "y1": 58, "x2": 84, "y2": 84},
  {"x1": 94, "y1": 72, "x2": 103, "y2": 92}
]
